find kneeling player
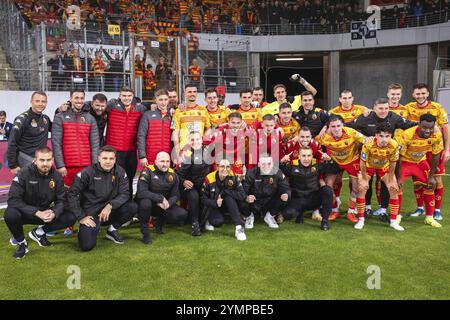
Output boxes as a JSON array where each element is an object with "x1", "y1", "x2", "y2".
[{"x1": 355, "y1": 124, "x2": 403, "y2": 231}]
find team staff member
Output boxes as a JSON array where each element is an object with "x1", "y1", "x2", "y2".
[
  {"x1": 292, "y1": 91, "x2": 329, "y2": 138},
  {"x1": 67, "y1": 146, "x2": 136, "y2": 251},
  {"x1": 240, "y1": 154, "x2": 290, "y2": 229},
  {"x1": 395, "y1": 114, "x2": 443, "y2": 228},
  {"x1": 106, "y1": 87, "x2": 147, "y2": 197},
  {"x1": 136, "y1": 152, "x2": 188, "y2": 244},
  {"x1": 4, "y1": 147, "x2": 76, "y2": 259},
  {"x1": 201, "y1": 158, "x2": 247, "y2": 241},
  {"x1": 262, "y1": 74, "x2": 318, "y2": 116},
  {"x1": 282, "y1": 147, "x2": 333, "y2": 231},
  {"x1": 317, "y1": 115, "x2": 366, "y2": 222},
  {"x1": 405, "y1": 83, "x2": 450, "y2": 221},
  {"x1": 137, "y1": 89, "x2": 172, "y2": 167},
  {"x1": 176, "y1": 132, "x2": 211, "y2": 236},
  {"x1": 7, "y1": 91, "x2": 52, "y2": 175},
  {"x1": 52, "y1": 89, "x2": 99, "y2": 187},
  {"x1": 346, "y1": 98, "x2": 416, "y2": 217},
  {"x1": 356, "y1": 123, "x2": 403, "y2": 231}
]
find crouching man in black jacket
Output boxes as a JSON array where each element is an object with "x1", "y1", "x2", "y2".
[
  {"x1": 136, "y1": 152, "x2": 187, "y2": 245},
  {"x1": 67, "y1": 145, "x2": 137, "y2": 251},
  {"x1": 239, "y1": 154, "x2": 291, "y2": 229},
  {"x1": 201, "y1": 158, "x2": 248, "y2": 241},
  {"x1": 4, "y1": 147, "x2": 77, "y2": 259},
  {"x1": 176, "y1": 131, "x2": 211, "y2": 236},
  {"x1": 282, "y1": 147, "x2": 333, "y2": 231}
]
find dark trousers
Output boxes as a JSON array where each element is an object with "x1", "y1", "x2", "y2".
[
  {"x1": 116, "y1": 151, "x2": 138, "y2": 199},
  {"x1": 138, "y1": 198, "x2": 188, "y2": 227},
  {"x1": 4, "y1": 207, "x2": 77, "y2": 243},
  {"x1": 365, "y1": 176, "x2": 390, "y2": 209},
  {"x1": 208, "y1": 196, "x2": 242, "y2": 227},
  {"x1": 283, "y1": 186, "x2": 333, "y2": 222},
  {"x1": 78, "y1": 201, "x2": 137, "y2": 252},
  {"x1": 182, "y1": 188, "x2": 202, "y2": 223},
  {"x1": 239, "y1": 197, "x2": 287, "y2": 218}
]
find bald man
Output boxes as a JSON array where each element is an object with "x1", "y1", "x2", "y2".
[{"x1": 136, "y1": 152, "x2": 188, "y2": 244}]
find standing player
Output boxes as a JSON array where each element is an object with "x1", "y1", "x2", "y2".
[
  {"x1": 395, "y1": 114, "x2": 443, "y2": 228},
  {"x1": 356, "y1": 123, "x2": 403, "y2": 231},
  {"x1": 317, "y1": 115, "x2": 366, "y2": 222},
  {"x1": 405, "y1": 83, "x2": 450, "y2": 220},
  {"x1": 235, "y1": 88, "x2": 262, "y2": 127},
  {"x1": 387, "y1": 83, "x2": 408, "y2": 118},
  {"x1": 204, "y1": 88, "x2": 230, "y2": 129}
]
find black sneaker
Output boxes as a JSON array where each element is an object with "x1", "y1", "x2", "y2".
[
  {"x1": 192, "y1": 222, "x2": 201, "y2": 236},
  {"x1": 28, "y1": 229, "x2": 52, "y2": 247},
  {"x1": 321, "y1": 221, "x2": 329, "y2": 231},
  {"x1": 295, "y1": 215, "x2": 304, "y2": 224},
  {"x1": 105, "y1": 229, "x2": 124, "y2": 244},
  {"x1": 155, "y1": 220, "x2": 164, "y2": 234},
  {"x1": 364, "y1": 208, "x2": 372, "y2": 219},
  {"x1": 14, "y1": 242, "x2": 29, "y2": 259},
  {"x1": 141, "y1": 226, "x2": 152, "y2": 245}
]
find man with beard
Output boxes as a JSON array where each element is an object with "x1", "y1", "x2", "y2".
[{"x1": 4, "y1": 147, "x2": 76, "y2": 259}]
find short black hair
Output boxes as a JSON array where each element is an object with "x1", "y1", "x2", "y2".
[
  {"x1": 70, "y1": 89, "x2": 85, "y2": 97},
  {"x1": 279, "y1": 102, "x2": 292, "y2": 111},
  {"x1": 228, "y1": 112, "x2": 242, "y2": 120},
  {"x1": 413, "y1": 83, "x2": 429, "y2": 91},
  {"x1": 0, "y1": 110, "x2": 6, "y2": 117},
  {"x1": 35, "y1": 146, "x2": 52, "y2": 157},
  {"x1": 420, "y1": 113, "x2": 436, "y2": 123},
  {"x1": 239, "y1": 88, "x2": 252, "y2": 97},
  {"x1": 327, "y1": 114, "x2": 344, "y2": 125},
  {"x1": 262, "y1": 114, "x2": 276, "y2": 121},
  {"x1": 92, "y1": 93, "x2": 107, "y2": 102}
]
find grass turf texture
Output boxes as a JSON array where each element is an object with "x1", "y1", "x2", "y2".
[{"x1": 1, "y1": 168, "x2": 450, "y2": 299}]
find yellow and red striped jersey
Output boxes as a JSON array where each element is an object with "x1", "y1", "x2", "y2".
[
  {"x1": 207, "y1": 105, "x2": 231, "y2": 128},
  {"x1": 405, "y1": 100, "x2": 449, "y2": 127},
  {"x1": 395, "y1": 126, "x2": 443, "y2": 163},
  {"x1": 317, "y1": 127, "x2": 365, "y2": 165},
  {"x1": 172, "y1": 105, "x2": 211, "y2": 150},
  {"x1": 329, "y1": 104, "x2": 367, "y2": 123},
  {"x1": 236, "y1": 106, "x2": 262, "y2": 127},
  {"x1": 361, "y1": 138, "x2": 399, "y2": 170},
  {"x1": 389, "y1": 104, "x2": 408, "y2": 119}
]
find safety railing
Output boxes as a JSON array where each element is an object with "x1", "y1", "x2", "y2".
[
  {"x1": 182, "y1": 75, "x2": 252, "y2": 93},
  {"x1": 0, "y1": 67, "x2": 131, "y2": 92}
]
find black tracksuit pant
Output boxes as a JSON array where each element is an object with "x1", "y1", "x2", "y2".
[
  {"x1": 116, "y1": 151, "x2": 137, "y2": 199},
  {"x1": 182, "y1": 188, "x2": 202, "y2": 224},
  {"x1": 207, "y1": 196, "x2": 242, "y2": 227},
  {"x1": 4, "y1": 207, "x2": 77, "y2": 243},
  {"x1": 239, "y1": 197, "x2": 287, "y2": 218},
  {"x1": 283, "y1": 186, "x2": 333, "y2": 222},
  {"x1": 78, "y1": 201, "x2": 137, "y2": 251},
  {"x1": 138, "y1": 199, "x2": 188, "y2": 227}
]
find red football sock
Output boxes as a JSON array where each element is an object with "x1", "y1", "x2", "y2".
[
  {"x1": 356, "y1": 198, "x2": 366, "y2": 218},
  {"x1": 414, "y1": 184, "x2": 424, "y2": 208},
  {"x1": 423, "y1": 189, "x2": 435, "y2": 217},
  {"x1": 435, "y1": 183, "x2": 444, "y2": 210},
  {"x1": 389, "y1": 198, "x2": 400, "y2": 221},
  {"x1": 334, "y1": 180, "x2": 342, "y2": 197}
]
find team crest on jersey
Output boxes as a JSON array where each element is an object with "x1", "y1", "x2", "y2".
[
  {"x1": 351, "y1": 112, "x2": 355, "y2": 117},
  {"x1": 252, "y1": 114, "x2": 256, "y2": 119},
  {"x1": 428, "y1": 141, "x2": 432, "y2": 145},
  {"x1": 112, "y1": 175, "x2": 115, "y2": 183},
  {"x1": 167, "y1": 174, "x2": 174, "y2": 183},
  {"x1": 312, "y1": 114, "x2": 317, "y2": 120},
  {"x1": 268, "y1": 177, "x2": 274, "y2": 185},
  {"x1": 227, "y1": 179, "x2": 234, "y2": 187},
  {"x1": 344, "y1": 141, "x2": 349, "y2": 146},
  {"x1": 31, "y1": 119, "x2": 38, "y2": 127},
  {"x1": 49, "y1": 180, "x2": 55, "y2": 189},
  {"x1": 80, "y1": 117, "x2": 86, "y2": 124},
  {"x1": 197, "y1": 112, "x2": 201, "y2": 116},
  {"x1": 311, "y1": 166, "x2": 316, "y2": 173},
  {"x1": 43, "y1": 118, "x2": 48, "y2": 125}
]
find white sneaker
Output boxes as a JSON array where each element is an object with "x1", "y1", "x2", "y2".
[
  {"x1": 235, "y1": 227, "x2": 247, "y2": 241},
  {"x1": 205, "y1": 220, "x2": 214, "y2": 231},
  {"x1": 354, "y1": 219, "x2": 365, "y2": 230},
  {"x1": 264, "y1": 212, "x2": 279, "y2": 228},
  {"x1": 312, "y1": 210, "x2": 323, "y2": 222},
  {"x1": 245, "y1": 213, "x2": 254, "y2": 229},
  {"x1": 390, "y1": 222, "x2": 405, "y2": 231}
]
